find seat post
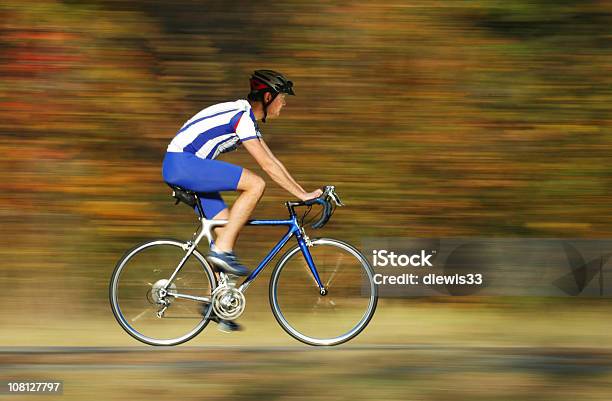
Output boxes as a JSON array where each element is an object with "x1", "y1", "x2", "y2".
[
  {"x1": 194, "y1": 194, "x2": 205, "y2": 220},
  {"x1": 192, "y1": 194, "x2": 212, "y2": 246}
]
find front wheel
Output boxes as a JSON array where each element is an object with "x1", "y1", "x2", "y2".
[
  {"x1": 270, "y1": 238, "x2": 378, "y2": 346},
  {"x1": 109, "y1": 239, "x2": 217, "y2": 346}
]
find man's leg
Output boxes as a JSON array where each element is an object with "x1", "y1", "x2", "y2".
[
  {"x1": 211, "y1": 208, "x2": 229, "y2": 239},
  {"x1": 213, "y1": 168, "x2": 265, "y2": 252},
  {"x1": 205, "y1": 171, "x2": 264, "y2": 333}
]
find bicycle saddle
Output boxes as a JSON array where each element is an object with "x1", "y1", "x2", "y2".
[{"x1": 167, "y1": 184, "x2": 197, "y2": 208}]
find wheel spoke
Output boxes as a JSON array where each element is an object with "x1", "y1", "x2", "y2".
[
  {"x1": 324, "y1": 253, "x2": 345, "y2": 288},
  {"x1": 130, "y1": 309, "x2": 150, "y2": 322}
]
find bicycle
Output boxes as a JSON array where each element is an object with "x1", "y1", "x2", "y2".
[{"x1": 109, "y1": 185, "x2": 378, "y2": 346}]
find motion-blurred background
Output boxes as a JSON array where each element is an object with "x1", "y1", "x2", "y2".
[{"x1": 1, "y1": 0, "x2": 612, "y2": 399}]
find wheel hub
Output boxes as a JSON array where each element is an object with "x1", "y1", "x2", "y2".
[{"x1": 149, "y1": 279, "x2": 177, "y2": 305}]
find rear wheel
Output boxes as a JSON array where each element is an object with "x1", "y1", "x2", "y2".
[
  {"x1": 109, "y1": 239, "x2": 217, "y2": 346},
  {"x1": 269, "y1": 238, "x2": 377, "y2": 346}
]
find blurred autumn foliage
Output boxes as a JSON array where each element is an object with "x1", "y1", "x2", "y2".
[{"x1": 0, "y1": 1, "x2": 611, "y2": 311}]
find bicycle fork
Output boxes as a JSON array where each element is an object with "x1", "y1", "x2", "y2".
[{"x1": 295, "y1": 231, "x2": 327, "y2": 296}]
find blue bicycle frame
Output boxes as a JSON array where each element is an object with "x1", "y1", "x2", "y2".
[{"x1": 240, "y1": 215, "x2": 324, "y2": 292}]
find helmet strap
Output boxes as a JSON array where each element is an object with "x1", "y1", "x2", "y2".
[{"x1": 261, "y1": 91, "x2": 279, "y2": 123}]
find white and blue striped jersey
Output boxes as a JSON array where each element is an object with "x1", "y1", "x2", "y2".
[{"x1": 167, "y1": 99, "x2": 262, "y2": 160}]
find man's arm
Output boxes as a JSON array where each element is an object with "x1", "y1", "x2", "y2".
[
  {"x1": 258, "y1": 139, "x2": 306, "y2": 194},
  {"x1": 242, "y1": 139, "x2": 320, "y2": 201}
]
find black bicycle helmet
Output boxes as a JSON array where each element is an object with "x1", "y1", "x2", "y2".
[{"x1": 248, "y1": 69, "x2": 294, "y2": 122}]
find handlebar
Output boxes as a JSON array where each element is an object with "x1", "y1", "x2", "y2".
[{"x1": 286, "y1": 185, "x2": 344, "y2": 229}]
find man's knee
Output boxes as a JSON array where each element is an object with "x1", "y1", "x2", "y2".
[
  {"x1": 238, "y1": 169, "x2": 266, "y2": 195},
  {"x1": 252, "y1": 175, "x2": 266, "y2": 195}
]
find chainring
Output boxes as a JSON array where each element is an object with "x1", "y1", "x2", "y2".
[{"x1": 211, "y1": 284, "x2": 246, "y2": 321}]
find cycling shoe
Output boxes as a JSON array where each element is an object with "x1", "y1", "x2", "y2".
[{"x1": 206, "y1": 250, "x2": 250, "y2": 276}]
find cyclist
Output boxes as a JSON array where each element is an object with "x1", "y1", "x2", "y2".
[{"x1": 162, "y1": 70, "x2": 322, "y2": 331}]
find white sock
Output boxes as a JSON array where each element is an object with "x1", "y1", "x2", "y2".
[{"x1": 211, "y1": 244, "x2": 230, "y2": 254}]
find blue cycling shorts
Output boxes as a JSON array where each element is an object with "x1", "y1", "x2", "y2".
[{"x1": 162, "y1": 152, "x2": 243, "y2": 219}]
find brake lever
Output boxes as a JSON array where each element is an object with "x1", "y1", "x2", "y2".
[{"x1": 327, "y1": 186, "x2": 345, "y2": 207}]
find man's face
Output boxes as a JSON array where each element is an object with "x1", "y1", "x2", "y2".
[{"x1": 265, "y1": 92, "x2": 286, "y2": 118}]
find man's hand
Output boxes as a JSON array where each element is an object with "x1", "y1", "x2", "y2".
[{"x1": 301, "y1": 189, "x2": 324, "y2": 201}]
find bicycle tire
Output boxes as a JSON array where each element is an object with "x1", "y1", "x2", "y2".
[
  {"x1": 109, "y1": 238, "x2": 217, "y2": 346},
  {"x1": 269, "y1": 238, "x2": 377, "y2": 346}
]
